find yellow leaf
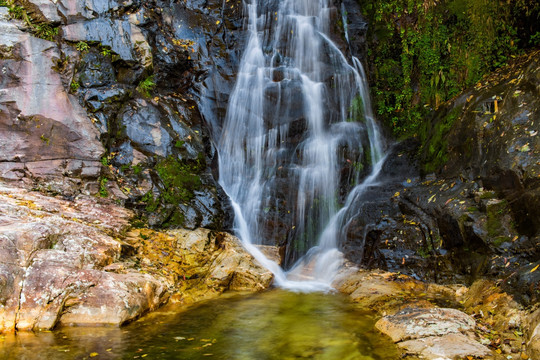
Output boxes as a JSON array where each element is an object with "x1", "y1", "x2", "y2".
[
  {"x1": 495, "y1": 348, "x2": 502, "y2": 354},
  {"x1": 216, "y1": 20, "x2": 220, "y2": 25},
  {"x1": 393, "y1": 192, "x2": 400, "y2": 198},
  {"x1": 90, "y1": 353, "x2": 99, "y2": 358},
  {"x1": 531, "y1": 264, "x2": 539, "y2": 273}
]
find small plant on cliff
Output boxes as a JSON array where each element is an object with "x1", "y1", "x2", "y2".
[
  {"x1": 34, "y1": 23, "x2": 58, "y2": 41},
  {"x1": 7, "y1": 4, "x2": 25, "y2": 21},
  {"x1": 100, "y1": 46, "x2": 112, "y2": 57},
  {"x1": 99, "y1": 177, "x2": 109, "y2": 197},
  {"x1": 137, "y1": 75, "x2": 156, "y2": 97},
  {"x1": 40, "y1": 134, "x2": 50, "y2": 145},
  {"x1": 76, "y1": 41, "x2": 90, "y2": 53},
  {"x1": 70, "y1": 80, "x2": 80, "y2": 93}
]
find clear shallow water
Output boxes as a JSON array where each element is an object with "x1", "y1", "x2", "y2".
[{"x1": 0, "y1": 290, "x2": 399, "y2": 360}]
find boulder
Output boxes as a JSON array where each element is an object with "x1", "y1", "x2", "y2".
[
  {"x1": 375, "y1": 307, "x2": 491, "y2": 359},
  {"x1": 375, "y1": 307, "x2": 476, "y2": 343},
  {"x1": 398, "y1": 333, "x2": 491, "y2": 360},
  {"x1": 0, "y1": 181, "x2": 270, "y2": 332},
  {"x1": 125, "y1": 228, "x2": 274, "y2": 305}
]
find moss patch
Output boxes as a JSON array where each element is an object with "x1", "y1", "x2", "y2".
[
  {"x1": 420, "y1": 106, "x2": 461, "y2": 173},
  {"x1": 138, "y1": 155, "x2": 206, "y2": 227}
]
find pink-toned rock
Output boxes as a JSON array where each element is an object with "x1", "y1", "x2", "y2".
[
  {"x1": 0, "y1": 13, "x2": 104, "y2": 193},
  {"x1": 0, "y1": 182, "x2": 273, "y2": 332},
  {"x1": 0, "y1": 181, "x2": 168, "y2": 331},
  {"x1": 376, "y1": 307, "x2": 477, "y2": 342},
  {"x1": 375, "y1": 307, "x2": 492, "y2": 359},
  {"x1": 59, "y1": 271, "x2": 167, "y2": 327},
  {"x1": 398, "y1": 333, "x2": 491, "y2": 360}
]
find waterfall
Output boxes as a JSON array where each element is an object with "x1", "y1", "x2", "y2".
[{"x1": 217, "y1": 0, "x2": 385, "y2": 291}]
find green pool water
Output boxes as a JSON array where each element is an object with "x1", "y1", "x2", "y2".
[{"x1": 0, "y1": 290, "x2": 400, "y2": 360}]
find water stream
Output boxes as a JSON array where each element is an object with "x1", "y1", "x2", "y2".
[
  {"x1": 0, "y1": 290, "x2": 399, "y2": 360},
  {"x1": 217, "y1": 0, "x2": 385, "y2": 290}
]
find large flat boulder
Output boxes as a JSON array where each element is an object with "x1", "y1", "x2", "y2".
[
  {"x1": 375, "y1": 307, "x2": 491, "y2": 360},
  {"x1": 375, "y1": 307, "x2": 476, "y2": 343},
  {"x1": 0, "y1": 181, "x2": 271, "y2": 332}
]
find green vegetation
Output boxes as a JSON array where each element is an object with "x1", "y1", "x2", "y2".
[
  {"x1": 70, "y1": 80, "x2": 80, "y2": 93},
  {"x1": 76, "y1": 41, "x2": 90, "y2": 53},
  {"x1": 40, "y1": 134, "x2": 50, "y2": 145},
  {"x1": 361, "y1": 0, "x2": 540, "y2": 137},
  {"x1": 3, "y1": 1, "x2": 59, "y2": 41},
  {"x1": 418, "y1": 106, "x2": 461, "y2": 173},
  {"x1": 34, "y1": 23, "x2": 58, "y2": 41},
  {"x1": 99, "y1": 177, "x2": 109, "y2": 197},
  {"x1": 100, "y1": 155, "x2": 110, "y2": 167},
  {"x1": 100, "y1": 45, "x2": 112, "y2": 57},
  {"x1": 155, "y1": 155, "x2": 204, "y2": 204},
  {"x1": 137, "y1": 75, "x2": 156, "y2": 97},
  {"x1": 138, "y1": 155, "x2": 206, "y2": 227}
]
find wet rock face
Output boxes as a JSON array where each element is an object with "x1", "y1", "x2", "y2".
[
  {"x1": 341, "y1": 52, "x2": 540, "y2": 302},
  {"x1": 0, "y1": 0, "x2": 239, "y2": 230}
]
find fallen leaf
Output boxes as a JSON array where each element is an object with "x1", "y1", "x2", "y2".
[
  {"x1": 90, "y1": 353, "x2": 98, "y2": 358},
  {"x1": 519, "y1": 144, "x2": 530, "y2": 152},
  {"x1": 530, "y1": 264, "x2": 539, "y2": 273}
]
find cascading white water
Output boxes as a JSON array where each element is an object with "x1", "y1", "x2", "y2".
[{"x1": 217, "y1": 0, "x2": 385, "y2": 291}]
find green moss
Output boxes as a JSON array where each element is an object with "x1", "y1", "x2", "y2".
[
  {"x1": 486, "y1": 200, "x2": 508, "y2": 237},
  {"x1": 175, "y1": 140, "x2": 186, "y2": 148},
  {"x1": 138, "y1": 155, "x2": 206, "y2": 227},
  {"x1": 480, "y1": 191, "x2": 496, "y2": 199},
  {"x1": 419, "y1": 106, "x2": 461, "y2": 173},
  {"x1": 492, "y1": 236, "x2": 511, "y2": 247},
  {"x1": 156, "y1": 156, "x2": 203, "y2": 204},
  {"x1": 40, "y1": 134, "x2": 50, "y2": 145},
  {"x1": 163, "y1": 211, "x2": 185, "y2": 228},
  {"x1": 99, "y1": 177, "x2": 108, "y2": 197},
  {"x1": 133, "y1": 164, "x2": 143, "y2": 175},
  {"x1": 141, "y1": 191, "x2": 159, "y2": 212},
  {"x1": 348, "y1": 95, "x2": 366, "y2": 122}
]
